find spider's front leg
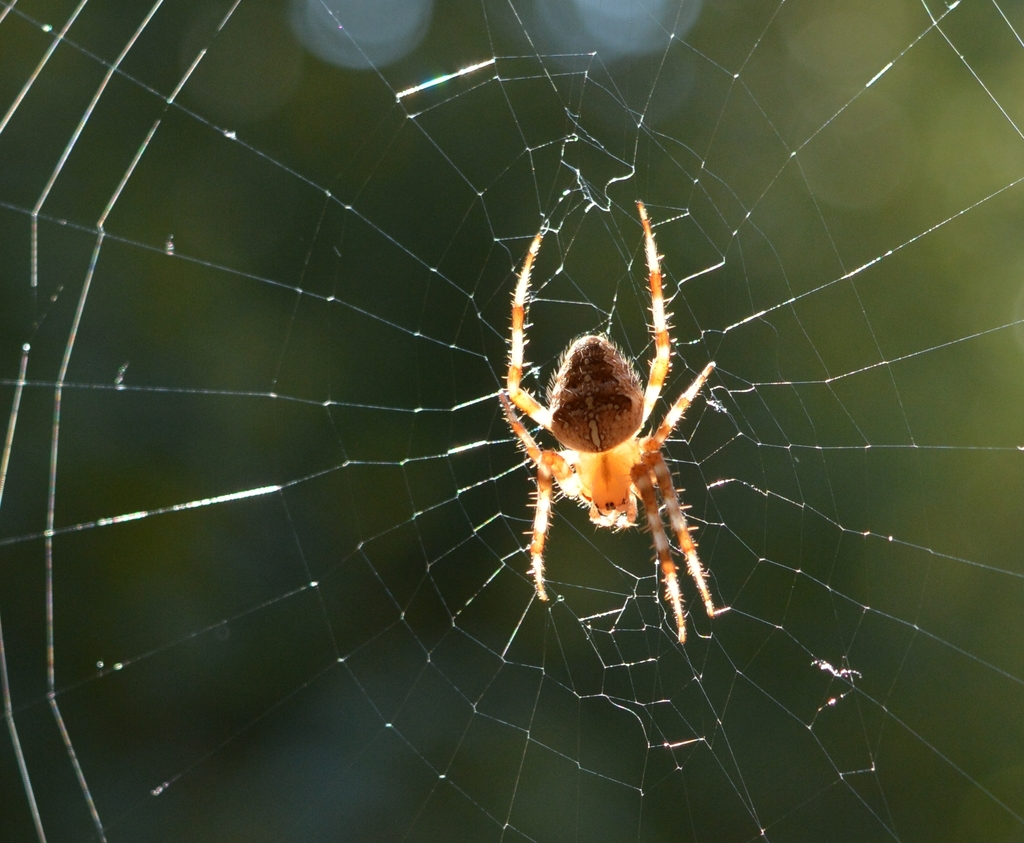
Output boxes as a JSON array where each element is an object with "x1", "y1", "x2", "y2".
[
  {"x1": 529, "y1": 458, "x2": 557, "y2": 601},
  {"x1": 645, "y1": 451, "x2": 727, "y2": 624},
  {"x1": 500, "y1": 393, "x2": 578, "y2": 601},
  {"x1": 631, "y1": 463, "x2": 689, "y2": 643}
]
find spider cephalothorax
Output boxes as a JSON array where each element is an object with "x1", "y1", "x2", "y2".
[{"x1": 501, "y1": 201, "x2": 727, "y2": 643}]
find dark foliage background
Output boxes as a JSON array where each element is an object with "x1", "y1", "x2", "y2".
[{"x1": 2, "y1": 1, "x2": 1024, "y2": 841}]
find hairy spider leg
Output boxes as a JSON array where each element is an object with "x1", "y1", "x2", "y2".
[
  {"x1": 631, "y1": 463, "x2": 688, "y2": 643},
  {"x1": 500, "y1": 393, "x2": 579, "y2": 600},
  {"x1": 637, "y1": 201, "x2": 672, "y2": 425},
  {"x1": 645, "y1": 450, "x2": 726, "y2": 623},
  {"x1": 647, "y1": 362, "x2": 716, "y2": 449},
  {"x1": 507, "y1": 230, "x2": 553, "y2": 430}
]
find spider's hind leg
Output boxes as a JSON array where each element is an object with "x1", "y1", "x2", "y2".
[
  {"x1": 506, "y1": 231, "x2": 554, "y2": 430},
  {"x1": 637, "y1": 201, "x2": 672, "y2": 425},
  {"x1": 648, "y1": 362, "x2": 716, "y2": 450}
]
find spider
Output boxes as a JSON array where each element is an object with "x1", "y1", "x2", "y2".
[{"x1": 500, "y1": 201, "x2": 726, "y2": 643}]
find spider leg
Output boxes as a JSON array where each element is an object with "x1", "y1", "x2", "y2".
[
  {"x1": 637, "y1": 201, "x2": 672, "y2": 424},
  {"x1": 529, "y1": 461, "x2": 556, "y2": 601},
  {"x1": 500, "y1": 392, "x2": 578, "y2": 600},
  {"x1": 631, "y1": 462, "x2": 688, "y2": 643},
  {"x1": 645, "y1": 451, "x2": 726, "y2": 623},
  {"x1": 646, "y1": 362, "x2": 715, "y2": 450},
  {"x1": 507, "y1": 230, "x2": 554, "y2": 430}
]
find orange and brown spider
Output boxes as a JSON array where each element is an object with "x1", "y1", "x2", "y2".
[{"x1": 500, "y1": 201, "x2": 727, "y2": 643}]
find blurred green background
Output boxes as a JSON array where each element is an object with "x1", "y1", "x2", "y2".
[{"x1": 2, "y1": 0, "x2": 1024, "y2": 840}]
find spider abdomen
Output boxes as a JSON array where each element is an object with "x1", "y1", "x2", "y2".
[{"x1": 548, "y1": 334, "x2": 644, "y2": 453}]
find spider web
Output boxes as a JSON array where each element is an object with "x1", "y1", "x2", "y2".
[{"x1": 2, "y1": 0, "x2": 1024, "y2": 840}]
